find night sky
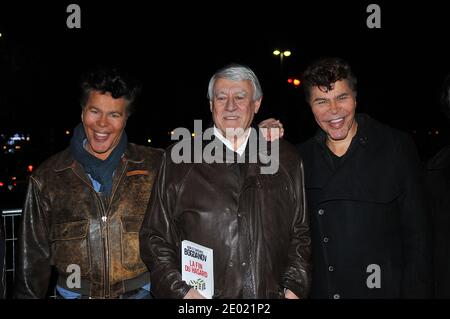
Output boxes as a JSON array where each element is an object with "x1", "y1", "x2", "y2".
[{"x1": 1, "y1": 1, "x2": 450, "y2": 161}]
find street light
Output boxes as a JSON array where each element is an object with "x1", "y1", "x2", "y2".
[{"x1": 273, "y1": 49, "x2": 292, "y2": 70}]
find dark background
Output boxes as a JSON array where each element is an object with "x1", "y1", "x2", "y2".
[{"x1": 1, "y1": 1, "x2": 450, "y2": 207}]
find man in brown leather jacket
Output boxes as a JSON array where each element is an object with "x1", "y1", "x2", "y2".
[
  {"x1": 140, "y1": 64, "x2": 311, "y2": 299},
  {"x1": 14, "y1": 67, "x2": 163, "y2": 298}
]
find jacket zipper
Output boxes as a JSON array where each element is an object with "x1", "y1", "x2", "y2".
[
  {"x1": 98, "y1": 197, "x2": 109, "y2": 298},
  {"x1": 72, "y1": 162, "x2": 128, "y2": 299},
  {"x1": 71, "y1": 169, "x2": 108, "y2": 297},
  {"x1": 103, "y1": 161, "x2": 128, "y2": 298}
]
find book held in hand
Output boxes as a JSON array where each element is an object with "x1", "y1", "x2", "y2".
[{"x1": 181, "y1": 240, "x2": 214, "y2": 299}]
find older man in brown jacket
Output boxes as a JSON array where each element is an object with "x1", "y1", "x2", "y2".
[{"x1": 140, "y1": 64, "x2": 311, "y2": 299}]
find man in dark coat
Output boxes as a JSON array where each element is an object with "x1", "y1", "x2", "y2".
[
  {"x1": 297, "y1": 57, "x2": 432, "y2": 299},
  {"x1": 425, "y1": 74, "x2": 450, "y2": 298}
]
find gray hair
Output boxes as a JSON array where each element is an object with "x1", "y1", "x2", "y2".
[{"x1": 207, "y1": 64, "x2": 263, "y2": 101}]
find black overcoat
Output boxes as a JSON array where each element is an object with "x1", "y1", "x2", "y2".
[{"x1": 298, "y1": 114, "x2": 432, "y2": 299}]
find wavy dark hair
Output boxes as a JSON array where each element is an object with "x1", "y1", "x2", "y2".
[
  {"x1": 79, "y1": 67, "x2": 141, "y2": 116},
  {"x1": 302, "y1": 57, "x2": 357, "y2": 103}
]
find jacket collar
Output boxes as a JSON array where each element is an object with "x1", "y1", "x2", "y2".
[{"x1": 54, "y1": 143, "x2": 143, "y2": 172}]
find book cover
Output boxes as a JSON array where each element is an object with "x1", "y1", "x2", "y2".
[{"x1": 181, "y1": 240, "x2": 214, "y2": 299}]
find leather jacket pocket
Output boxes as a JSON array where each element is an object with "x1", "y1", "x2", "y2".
[
  {"x1": 52, "y1": 220, "x2": 91, "y2": 276},
  {"x1": 120, "y1": 216, "x2": 147, "y2": 272}
]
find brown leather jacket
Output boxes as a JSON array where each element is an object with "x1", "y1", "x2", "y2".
[
  {"x1": 140, "y1": 138, "x2": 311, "y2": 299},
  {"x1": 14, "y1": 143, "x2": 163, "y2": 298}
]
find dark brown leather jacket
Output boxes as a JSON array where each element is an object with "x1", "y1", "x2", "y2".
[
  {"x1": 14, "y1": 143, "x2": 163, "y2": 298},
  {"x1": 140, "y1": 138, "x2": 311, "y2": 299}
]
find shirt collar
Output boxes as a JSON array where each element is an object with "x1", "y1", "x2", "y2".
[{"x1": 213, "y1": 126, "x2": 251, "y2": 156}]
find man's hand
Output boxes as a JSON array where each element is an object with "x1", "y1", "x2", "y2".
[
  {"x1": 285, "y1": 289, "x2": 300, "y2": 299},
  {"x1": 183, "y1": 288, "x2": 206, "y2": 299},
  {"x1": 258, "y1": 118, "x2": 284, "y2": 142}
]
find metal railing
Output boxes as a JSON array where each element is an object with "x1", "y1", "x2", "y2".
[
  {"x1": 2, "y1": 208, "x2": 58, "y2": 298},
  {"x1": 1, "y1": 209, "x2": 22, "y2": 299}
]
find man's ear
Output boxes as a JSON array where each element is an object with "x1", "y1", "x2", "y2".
[
  {"x1": 209, "y1": 101, "x2": 213, "y2": 112},
  {"x1": 254, "y1": 98, "x2": 262, "y2": 114}
]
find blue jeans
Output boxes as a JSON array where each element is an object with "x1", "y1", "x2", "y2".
[
  {"x1": 118, "y1": 287, "x2": 152, "y2": 299},
  {"x1": 56, "y1": 284, "x2": 152, "y2": 299}
]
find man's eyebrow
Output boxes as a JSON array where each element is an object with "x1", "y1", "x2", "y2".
[{"x1": 336, "y1": 93, "x2": 350, "y2": 98}]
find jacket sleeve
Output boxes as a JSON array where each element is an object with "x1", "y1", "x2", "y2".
[
  {"x1": 14, "y1": 176, "x2": 52, "y2": 299},
  {"x1": 281, "y1": 158, "x2": 312, "y2": 298},
  {"x1": 396, "y1": 134, "x2": 433, "y2": 298},
  {"x1": 139, "y1": 152, "x2": 191, "y2": 299}
]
